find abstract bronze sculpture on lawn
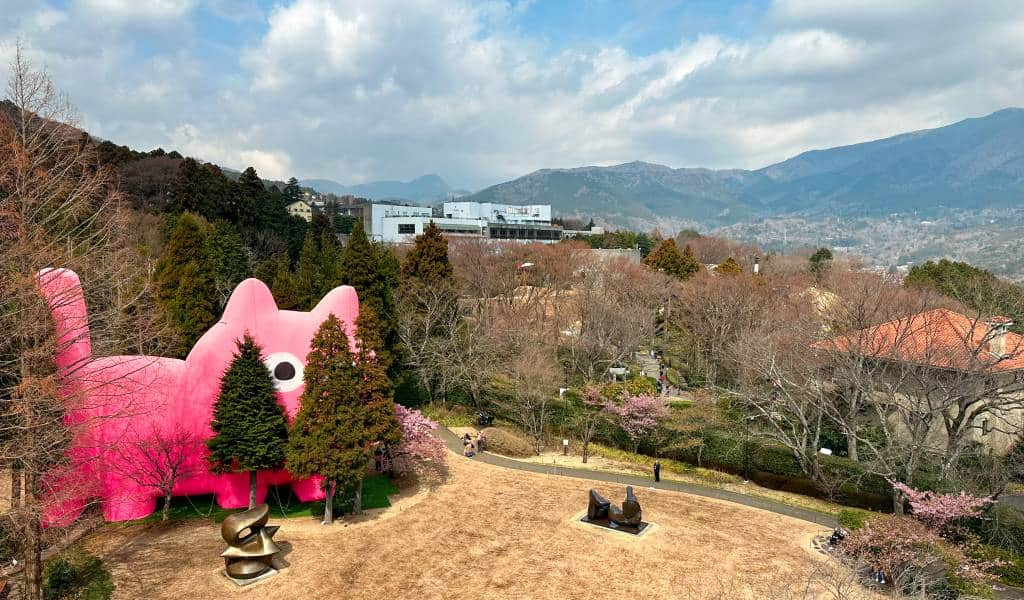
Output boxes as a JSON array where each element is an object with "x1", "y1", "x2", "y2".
[
  {"x1": 221, "y1": 503, "x2": 281, "y2": 582},
  {"x1": 583, "y1": 486, "x2": 647, "y2": 534}
]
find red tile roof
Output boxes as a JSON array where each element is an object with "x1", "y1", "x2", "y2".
[{"x1": 819, "y1": 308, "x2": 1024, "y2": 372}]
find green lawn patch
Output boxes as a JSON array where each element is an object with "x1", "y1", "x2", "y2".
[{"x1": 138, "y1": 474, "x2": 397, "y2": 524}]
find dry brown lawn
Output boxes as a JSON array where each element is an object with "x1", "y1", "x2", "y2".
[{"x1": 80, "y1": 454, "x2": 840, "y2": 600}]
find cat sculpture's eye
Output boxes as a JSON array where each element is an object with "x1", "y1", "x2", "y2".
[{"x1": 263, "y1": 352, "x2": 304, "y2": 392}]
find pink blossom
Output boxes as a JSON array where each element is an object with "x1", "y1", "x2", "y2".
[
  {"x1": 391, "y1": 404, "x2": 447, "y2": 473},
  {"x1": 604, "y1": 394, "x2": 667, "y2": 450},
  {"x1": 890, "y1": 480, "x2": 993, "y2": 530}
]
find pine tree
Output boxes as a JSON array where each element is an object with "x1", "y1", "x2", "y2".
[
  {"x1": 207, "y1": 335, "x2": 289, "y2": 509},
  {"x1": 809, "y1": 247, "x2": 833, "y2": 274},
  {"x1": 271, "y1": 260, "x2": 301, "y2": 310},
  {"x1": 341, "y1": 220, "x2": 399, "y2": 369},
  {"x1": 401, "y1": 221, "x2": 453, "y2": 284},
  {"x1": 294, "y1": 214, "x2": 343, "y2": 309},
  {"x1": 352, "y1": 306, "x2": 402, "y2": 513},
  {"x1": 155, "y1": 213, "x2": 220, "y2": 355},
  {"x1": 286, "y1": 315, "x2": 368, "y2": 524},
  {"x1": 678, "y1": 243, "x2": 702, "y2": 280},
  {"x1": 283, "y1": 177, "x2": 302, "y2": 205},
  {"x1": 205, "y1": 221, "x2": 251, "y2": 303},
  {"x1": 155, "y1": 212, "x2": 209, "y2": 306},
  {"x1": 714, "y1": 256, "x2": 743, "y2": 275}
]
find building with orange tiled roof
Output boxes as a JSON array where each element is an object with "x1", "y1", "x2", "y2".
[{"x1": 819, "y1": 308, "x2": 1024, "y2": 454}]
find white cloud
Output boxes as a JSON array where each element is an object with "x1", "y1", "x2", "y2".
[
  {"x1": 72, "y1": 0, "x2": 198, "y2": 22},
  {"x1": 4, "y1": 0, "x2": 1024, "y2": 190}
]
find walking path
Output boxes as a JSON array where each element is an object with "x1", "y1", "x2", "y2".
[{"x1": 437, "y1": 427, "x2": 838, "y2": 528}]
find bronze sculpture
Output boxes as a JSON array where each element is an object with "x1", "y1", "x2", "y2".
[
  {"x1": 608, "y1": 486, "x2": 642, "y2": 527},
  {"x1": 588, "y1": 489, "x2": 610, "y2": 520},
  {"x1": 221, "y1": 503, "x2": 281, "y2": 581},
  {"x1": 582, "y1": 486, "x2": 646, "y2": 534}
]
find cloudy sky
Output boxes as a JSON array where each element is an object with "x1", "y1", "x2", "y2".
[{"x1": 1, "y1": 0, "x2": 1022, "y2": 189}]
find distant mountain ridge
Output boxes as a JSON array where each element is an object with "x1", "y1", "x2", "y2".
[
  {"x1": 464, "y1": 108, "x2": 1024, "y2": 225},
  {"x1": 301, "y1": 174, "x2": 459, "y2": 202}
]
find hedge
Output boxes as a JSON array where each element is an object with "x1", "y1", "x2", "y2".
[{"x1": 661, "y1": 430, "x2": 894, "y2": 510}]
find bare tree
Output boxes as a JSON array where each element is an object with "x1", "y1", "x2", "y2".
[
  {"x1": 495, "y1": 345, "x2": 560, "y2": 455},
  {"x1": 0, "y1": 46, "x2": 156, "y2": 598},
  {"x1": 108, "y1": 425, "x2": 201, "y2": 522}
]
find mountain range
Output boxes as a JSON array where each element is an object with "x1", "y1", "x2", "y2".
[
  {"x1": 463, "y1": 108, "x2": 1024, "y2": 226},
  {"x1": 301, "y1": 174, "x2": 461, "y2": 203}
]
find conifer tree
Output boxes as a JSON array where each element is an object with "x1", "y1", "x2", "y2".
[
  {"x1": 714, "y1": 256, "x2": 743, "y2": 275},
  {"x1": 341, "y1": 220, "x2": 399, "y2": 368},
  {"x1": 271, "y1": 260, "x2": 301, "y2": 310},
  {"x1": 155, "y1": 213, "x2": 220, "y2": 355},
  {"x1": 294, "y1": 214, "x2": 343, "y2": 309},
  {"x1": 400, "y1": 221, "x2": 453, "y2": 284},
  {"x1": 678, "y1": 243, "x2": 702, "y2": 280},
  {"x1": 283, "y1": 177, "x2": 302, "y2": 205},
  {"x1": 352, "y1": 306, "x2": 402, "y2": 513},
  {"x1": 207, "y1": 335, "x2": 289, "y2": 509},
  {"x1": 286, "y1": 315, "x2": 368, "y2": 524}
]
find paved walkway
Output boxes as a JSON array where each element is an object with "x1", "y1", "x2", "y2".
[{"x1": 439, "y1": 427, "x2": 838, "y2": 528}]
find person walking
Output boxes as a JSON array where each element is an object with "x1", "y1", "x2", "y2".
[
  {"x1": 653, "y1": 461, "x2": 661, "y2": 482},
  {"x1": 476, "y1": 431, "x2": 486, "y2": 453}
]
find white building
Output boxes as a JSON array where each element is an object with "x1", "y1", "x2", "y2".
[
  {"x1": 379, "y1": 216, "x2": 488, "y2": 243},
  {"x1": 287, "y1": 200, "x2": 314, "y2": 222},
  {"x1": 443, "y1": 201, "x2": 551, "y2": 224},
  {"x1": 365, "y1": 203, "x2": 433, "y2": 241}
]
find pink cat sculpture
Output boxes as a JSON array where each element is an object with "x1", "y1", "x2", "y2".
[{"x1": 38, "y1": 267, "x2": 360, "y2": 524}]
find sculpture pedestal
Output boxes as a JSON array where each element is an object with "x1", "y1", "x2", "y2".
[
  {"x1": 579, "y1": 515, "x2": 651, "y2": 536},
  {"x1": 223, "y1": 567, "x2": 279, "y2": 587}
]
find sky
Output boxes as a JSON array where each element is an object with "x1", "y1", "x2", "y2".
[{"x1": 1, "y1": 0, "x2": 1022, "y2": 190}]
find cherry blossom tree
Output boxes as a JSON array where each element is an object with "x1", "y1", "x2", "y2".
[
  {"x1": 390, "y1": 404, "x2": 447, "y2": 473},
  {"x1": 605, "y1": 394, "x2": 667, "y2": 453},
  {"x1": 890, "y1": 480, "x2": 994, "y2": 533}
]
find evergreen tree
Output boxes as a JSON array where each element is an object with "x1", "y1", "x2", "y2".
[
  {"x1": 155, "y1": 213, "x2": 220, "y2": 355},
  {"x1": 294, "y1": 216, "x2": 344, "y2": 309},
  {"x1": 352, "y1": 306, "x2": 402, "y2": 512},
  {"x1": 271, "y1": 260, "x2": 301, "y2": 310},
  {"x1": 643, "y1": 238, "x2": 700, "y2": 280},
  {"x1": 286, "y1": 315, "x2": 368, "y2": 524},
  {"x1": 155, "y1": 212, "x2": 209, "y2": 305},
  {"x1": 809, "y1": 247, "x2": 833, "y2": 273},
  {"x1": 207, "y1": 335, "x2": 289, "y2": 508},
  {"x1": 283, "y1": 177, "x2": 302, "y2": 205},
  {"x1": 400, "y1": 221, "x2": 453, "y2": 284},
  {"x1": 714, "y1": 256, "x2": 743, "y2": 275},
  {"x1": 205, "y1": 221, "x2": 251, "y2": 302},
  {"x1": 678, "y1": 244, "x2": 702, "y2": 280},
  {"x1": 340, "y1": 220, "x2": 400, "y2": 369},
  {"x1": 167, "y1": 261, "x2": 218, "y2": 356},
  {"x1": 253, "y1": 259, "x2": 278, "y2": 287}
]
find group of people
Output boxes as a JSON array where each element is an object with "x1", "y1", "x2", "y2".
[{"x1": 463, "y1": 432, "x2": 485, "y2": 458}]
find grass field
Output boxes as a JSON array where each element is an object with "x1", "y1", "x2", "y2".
[
  {"x1": 138, "y1": 474, "x2": 398, "y2": 524},
  {"x1": 77, "y1": 452, "x2": 841, "y2": 599}
]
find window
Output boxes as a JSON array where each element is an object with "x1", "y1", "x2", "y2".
[{"x1": 398, "y1": 223, "x2": 416, "y2": 234}]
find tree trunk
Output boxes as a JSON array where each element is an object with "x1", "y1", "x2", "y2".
[
  {"x1": 248, "y1": 470, "x2": 257, "y2": 509},
  {"x1": 845, "y1": 431, "x2": 858, "y2": 462},
  {"x1": 21, "y1": 474, "x2": 43, "y2": 600},
  {"x1": 162, "y1": 491, "x2": 172, "y2": 522},
  {"x1": 354, "y1": 479, "x2": 363, "y2": 515},
  {"x1": 582, "y1": 440, "x2": 590, "y2": 464},
  {"x1": 10, "y1": 462, "x2": 21, "y2": 509},
  {"x1": 323, "y1": 480, "x2": 336, "y2": 525},
  {"x1": 892, "y1": 487, "x2": 904, "y2": 515}
]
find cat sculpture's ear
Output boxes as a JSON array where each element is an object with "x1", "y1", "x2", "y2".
[
  {"x1": 312, "y1": 285, "x2": 359, "y2": 334},
  {"x1": 221, "y1": 278, "x2": 278, "y2": 328}
]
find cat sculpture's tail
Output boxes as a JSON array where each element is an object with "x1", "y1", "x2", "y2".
[{"x1": 37, "y1": 267, "x2": 93, "y2": 377}]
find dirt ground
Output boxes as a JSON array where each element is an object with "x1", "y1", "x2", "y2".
[{"x1": 80, "y1": 454, "x2": 839, "y2": 600}]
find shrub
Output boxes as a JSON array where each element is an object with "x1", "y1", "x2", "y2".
[
  {"x1": 972, "y1": 544, "x2": 1024, "y2": 587},
  {"x1": 969, "y1": 503, "x2": 1024, "y2": 556},
  {"x1": 480, "y1": 427, "x2": 534, "y2": 457},
  {"x1": 838, "y1": 508, "x2": 873, "y2": 531},
  {"x1": 43, "y1": 550, "x2": 115, "y2": 600},
  {"x1": 420, "y1": 403, "x2": 476, "y2": 428}
]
